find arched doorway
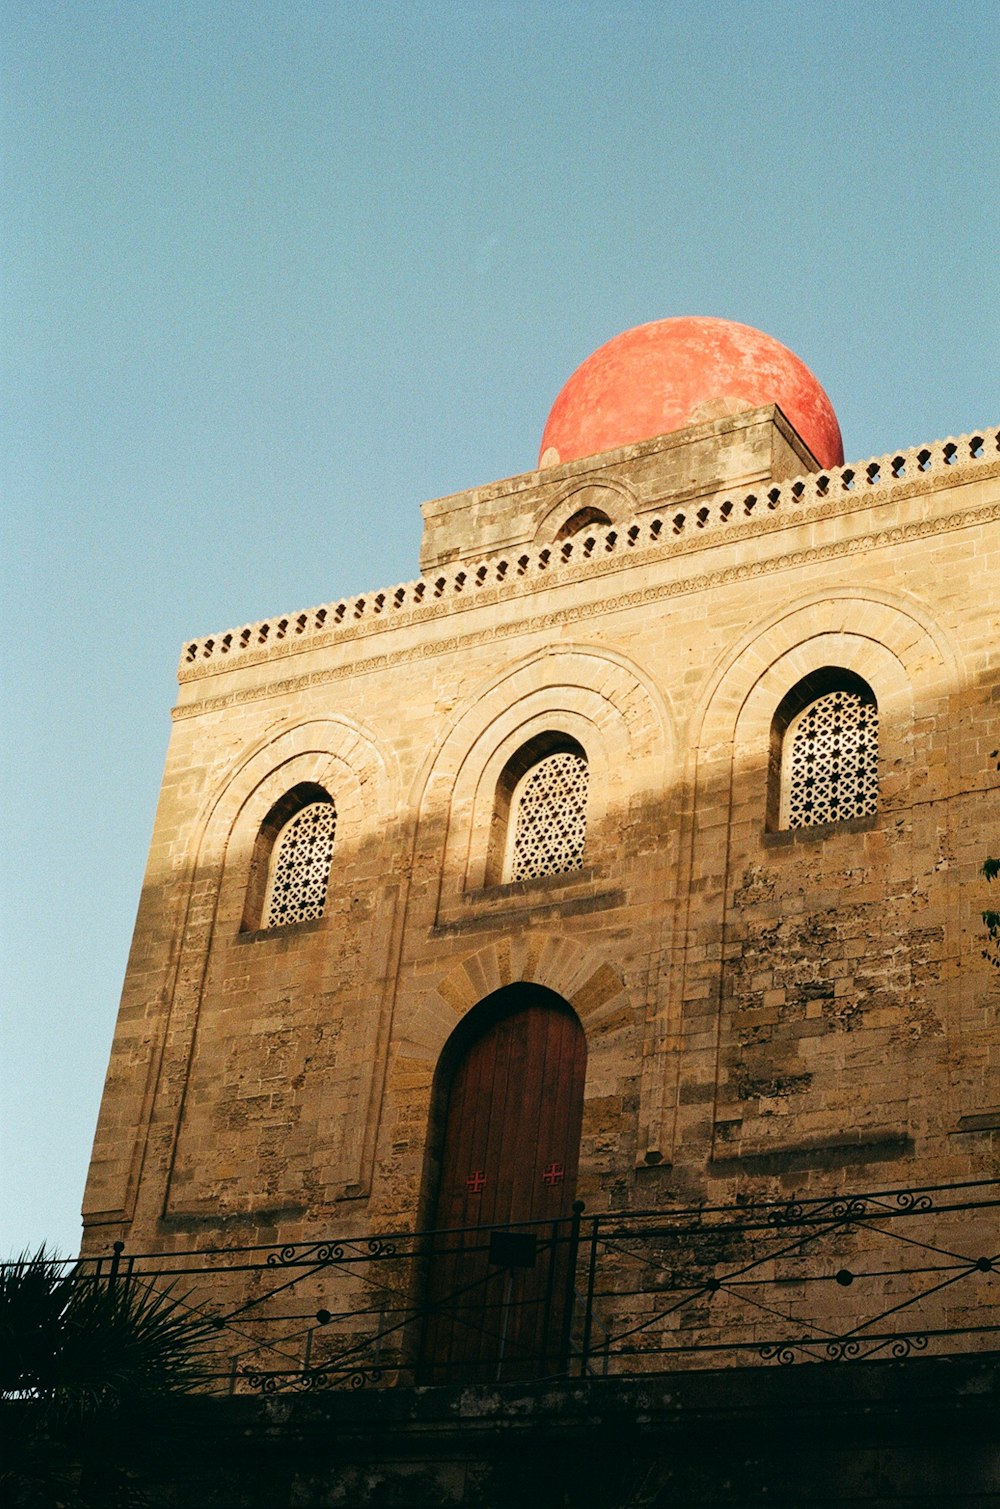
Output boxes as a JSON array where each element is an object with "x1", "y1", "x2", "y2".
[{"x1": 419, "y1": 984, "x2": 587, "y2": 1383}]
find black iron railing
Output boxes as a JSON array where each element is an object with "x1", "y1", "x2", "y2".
[{"x1": 14, "y1": 1178, "x2": 999, "y2": 1393}]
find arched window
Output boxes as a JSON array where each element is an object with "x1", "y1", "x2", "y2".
[
  {"x1": 488, "y1": 736, "x2": 589, "y2": 883},
  {"x1": 770, "y1": 670, "x2": 879, "y2": 830},
  {"x1": 242, "y1": 783, "x2": 336, "y2": 930},
  {"x1": 554, "y1": 506, "x2": 613, "y2": 541}
]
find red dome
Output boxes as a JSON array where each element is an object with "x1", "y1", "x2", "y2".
[{"x1": 539, "y1": 317, "x2": 843, "y2": 470}]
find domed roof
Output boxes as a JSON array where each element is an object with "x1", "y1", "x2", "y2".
[{"x1": 539, "y1": 317, "x2": 844, "y2": 471}]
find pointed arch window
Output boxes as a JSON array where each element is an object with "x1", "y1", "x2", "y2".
[
  {"x1": 770, "y1": 671, "x2": 879, "y2": 831},
  {"x1": 488, "y1": 736, "x2": 589, "y2": 884},
  {"x1": 242, "y1": 783, "x2": 336, "y2": 931}
]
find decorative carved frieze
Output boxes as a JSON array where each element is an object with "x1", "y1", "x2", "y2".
[
  {"x1": 178, "y1": 430, "x2": 999, "y2": 683},
  {"x1": 173, "y1": 499, "x2": 1000, "y2": 720}
]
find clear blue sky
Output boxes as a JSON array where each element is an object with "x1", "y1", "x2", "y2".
[{"x1": 2, "y1": 1, "x2": 998, "y2": 1256}]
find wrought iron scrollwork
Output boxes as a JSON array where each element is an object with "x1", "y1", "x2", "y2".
[
  {"x1": 759, "y1": 1342, "x2": 800, "y2": 1365},
  {"x1": 265, "y1": 1239, "x2": 347, "y2": 1267},
  {"x1": 365, "y1": 1238, "x2": 396, "y2": 1258},
  {"x1": 824, "y1": 1339, "x2": 863, "y2": 1361},
  {"x1": 242, "y1": 1363, "x2": 385, "y2": 1394},
  {"x1": 830, "y1": 1197, "x2": 870, "y2": 1221},
  {"x1": 266, "y1": 1244, "x2": 299, "y2": 1267},
  {"x1": 766, "y1": 1199, "x2": 806, "y2": 1227},
  {"x1": 888, "y1": 1334, "x2": 928, "y2": 1359},
  {"x1": 890, "y1": 1191, "x2": 933, "y2": 1213},
  {"x1": 265, "y1": 1236, "x2": 397, "y2": 1267}
]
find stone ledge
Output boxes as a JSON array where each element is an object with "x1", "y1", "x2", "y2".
[
  {"x1": 432, "y1": 886, "x2": 626, "y2": 937},
  {"x1": 954, "y1": 1110, "x2": 1000, "y2": 1134},
  {"x1": 709, "y1": 1131, "x2": 913, "y2": 1177},
  {"x1": 10, "y1": 1354, "x2": 996, "y2": 1507}
]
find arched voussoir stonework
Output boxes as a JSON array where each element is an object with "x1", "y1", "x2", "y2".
[
  {"x1": 688, "y1": 588, "x2": 961, "y2": 770},
  {"x1": 396, "y1": 935, "x2": 631, "y2": 1064},
  {"x1": 191, "y1": 716, "x2": 396, "y2": 884},
  {"x1": 410, "y1": 645, "x2": 674, "y2": 914},
  {"x1": 123, "y1": 716, "x2": 402, "y2": 1228},
  {"x1": 156, "y1": 715, "x2": 404, "y2": 1213},
  {"x1": 729, "y1": 634, "x2": 908, "y2": 771},
  {"x1": 413, "y1": 644, "x2": 673, "y2": 810},
  {"x1": 532, "y1": 478, "x2": 638, "y2": 546}
]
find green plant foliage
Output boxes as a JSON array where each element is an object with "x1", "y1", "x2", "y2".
[
  {"x1": 984, "y1": 858, "x2": 1000, "y2": 970},
  {"x1": 1, "y1": 1249, "x2": 216, "y2": 1507},
  {"x1": 1, "y1": 1249, "x2": 214, "y2": 1413}
]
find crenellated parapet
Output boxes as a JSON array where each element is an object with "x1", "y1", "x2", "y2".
[{"x1": 179, "y1": 426, "x2": 998, "y2": 682}]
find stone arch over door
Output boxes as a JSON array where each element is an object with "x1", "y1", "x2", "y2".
[
  {"x1": 418, "y1": 983, "x2": 586, "y2": 1382},
  {"x1": 414, "y1": 932, "x2": 632, "y2": 1058},
  {"x1": 389, "y1": 933, "x2": 633, "y2": 1233}
]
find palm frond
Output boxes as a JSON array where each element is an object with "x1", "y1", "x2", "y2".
[{"x1": 1, "y1": 1248, "x2": 216, "y2": 1417}]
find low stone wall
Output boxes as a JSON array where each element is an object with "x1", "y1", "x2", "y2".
[{"x1": 11, "y1": 1353, "x2": 998, "y2": 1508}]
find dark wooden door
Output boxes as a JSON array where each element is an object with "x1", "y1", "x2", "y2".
[{"x1": 419, "y1": 986, "x2": 586, "y2": 1382}]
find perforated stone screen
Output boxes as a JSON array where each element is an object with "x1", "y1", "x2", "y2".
[
  {"x1": 263, "y1": 801, "x2": 336, "y2": 927},
  {"x1": 783, "y1": 688, "x2": 878, "y2": 828},
  {"x1": 507, "y1": 751, "x2": 588, "y2": 882}
]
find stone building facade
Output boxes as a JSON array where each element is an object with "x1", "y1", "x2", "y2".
[{"x1": 82, "y1": 322, "x2": 999, "y2": 1329}]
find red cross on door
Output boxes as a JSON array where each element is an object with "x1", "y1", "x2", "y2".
[{"x1": 420, "y1": 985, "x2": 587, "y2": 1384}]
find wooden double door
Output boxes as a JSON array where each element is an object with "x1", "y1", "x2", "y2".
[{"x1": 419, "y1": 985, "x2": 587, "y2": 1383}]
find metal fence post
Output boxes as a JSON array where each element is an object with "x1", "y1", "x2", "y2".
[
  {"x1": 558, "y1": 1202, "x2": 585, "y2": 1375},
  {"x1": 579, "y1": 1214, "x2": 599, "y2": 1378},
  {"x1": 108, "y1": 1239, "x2": 125, "y2": 1293}
]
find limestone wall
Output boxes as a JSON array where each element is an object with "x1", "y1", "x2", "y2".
[{"x1": 82, "y1": 420, "x2": 1000, "y2": 1261}]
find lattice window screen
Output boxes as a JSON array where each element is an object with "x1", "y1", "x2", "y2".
[
  {"x1": 507, "y1": 751, "x2": 588, "y2": 882},
  {"x1": 783, "y1": 689, "x2": 878, "y2": 828},
  {"x1": 262, "y1": 801, "x2": 336, "y2": 927}
]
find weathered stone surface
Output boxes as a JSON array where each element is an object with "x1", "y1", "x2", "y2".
[{"x1": 81, "y1": 414, "x2": 1000, "y2": 1308}]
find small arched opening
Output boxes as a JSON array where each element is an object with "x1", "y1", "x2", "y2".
[
  {"x1": 241, "y1": 781, "x2": 336, "y2": 930},
  {"x1": 767, "y1": 668, "x2": 879, "y2": 831},
  {"x1": 486, "y1": 733, "x2": 589, "y2": 886},
  {"x1": 554, "y1": 505, "x2": 613, "y2": 540}
]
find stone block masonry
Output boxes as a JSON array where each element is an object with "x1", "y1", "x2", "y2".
[{"x1": 82, "y1": 405, "x2": 999, "y2": 1341}]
